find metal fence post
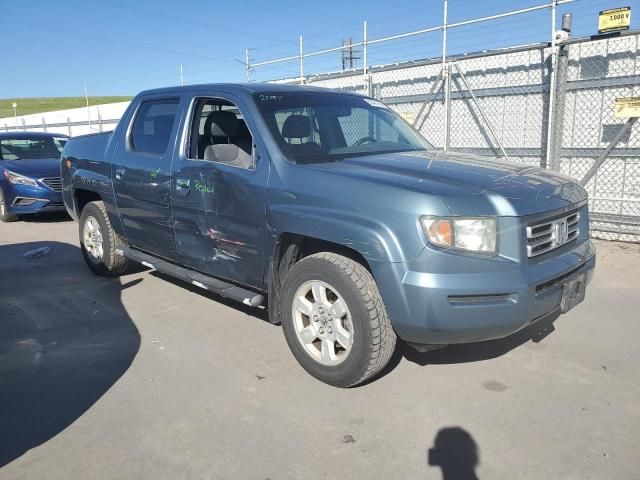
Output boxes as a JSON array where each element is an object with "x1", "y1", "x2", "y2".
[
  {"x1": 547, "y1": 42, "x2": 569, "y2": 171},
  {"x1": 67, "y1": 117, "x2": 72, "y2": 136},
  {"x1": 245, "y1": 48, "x2": 251, "y2": 82},
  {"x1": 444, "y1": 64, "x2": 452, "y2": 150},
  {"x1": 21, "y1": 119, "x2": 26, "y2": 131},
  {"x1": 42, "y1": 117, "x2": 47, "y2": 132},
  {"x1": 442, "y1": 0, "x2": 449, "y2": 150},
  {"x1": 544, "y1": 0, "x2": 558, "y2": 168},
  {"x1": 363, "y1": 20, "x2": 369, "y2": 95},
  {"x1": 299, "y1": 35, "x2": 304, "y2": 85}
]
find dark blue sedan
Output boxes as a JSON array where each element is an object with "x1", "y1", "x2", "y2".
[{"x1": 0, "y1": 132, "x2": 68, "y2": 222}]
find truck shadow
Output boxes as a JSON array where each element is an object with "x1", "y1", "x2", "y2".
[
  {"x1": 399, "y1": 312, "x2": 561, "y2": 368},
  {"x1": 0, "y1": 241, "x2": 140, "y2": 467}
]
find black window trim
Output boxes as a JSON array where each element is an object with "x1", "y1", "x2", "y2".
[{"x1": 127, "y1": 96, "x2": 181, "y2": 157}]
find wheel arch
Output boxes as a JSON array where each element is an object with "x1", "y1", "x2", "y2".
[
  {"x1": 74, "y1": 189, "x2": 102, "y2": 215},
  {"x1": 266, "y1": 232, "x2": 377, "y2": 326}
]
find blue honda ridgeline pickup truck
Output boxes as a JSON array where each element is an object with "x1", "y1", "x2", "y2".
[{"x1": 61, "y1": 83, "x2": 596, "y2": 387}]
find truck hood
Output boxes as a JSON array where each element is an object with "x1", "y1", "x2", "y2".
[
  {"x1": 309, "y1": 150, "x2": 587, "y2": 216},
  {"x1": 1, "y1": 158, "x2": 62, "y2": 179}
]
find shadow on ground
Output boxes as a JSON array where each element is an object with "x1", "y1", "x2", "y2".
[
  {"x1": 428, "y1": 426, "x2": 480, "y2": 480},
  {"x1": 367, "y1": 311, "x2": 562, "y2": 382},
  {"x1": 18, "y1": 212, "x2": 72, "y2": 223},
  {"x1": 0, "y1": 241, "x2": 140, "y2": 467},
  {"x1": 151, "y1": 271, "x2": 270, "y2": 323}
]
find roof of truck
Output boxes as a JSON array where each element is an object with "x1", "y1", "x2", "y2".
[{"x1": 136, "y1": 82, "x2": 363, "y2": 97}]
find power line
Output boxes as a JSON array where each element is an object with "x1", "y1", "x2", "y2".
[
  {"x1": 6, "y1": 18, "x2": 238, "y2": 63},
  {"x1": 101, "y1": 0, "x2": 300, "y2": 47}
]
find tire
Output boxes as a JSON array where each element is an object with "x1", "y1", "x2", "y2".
[
  {"x1": 0, "y1": 188, "x2": 18, "y2": 222},
  {"x1": 280, "y1": 252, "x2": 397, "y2": 387},
  {"x1": 79, "y1": 200, "x2": 129, "y2": 276}
]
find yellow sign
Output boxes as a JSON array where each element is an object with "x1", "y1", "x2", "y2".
[
  {"x1": 615, "y1": 97, "x2": 640, "y2": 118},
  {"x1": 598, "y1": 7, "x2": 631, "y2": 33},
  {"x1": 399, "y1": 111, "x2": 414, "y2": 124}
]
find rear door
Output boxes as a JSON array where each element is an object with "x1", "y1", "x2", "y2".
[
  {"x1": 112, "y1": 97, "x2": 181, "y2": 257},
  {"x1": 171, "y1": 93, "x2": 268, "y2": 289}
]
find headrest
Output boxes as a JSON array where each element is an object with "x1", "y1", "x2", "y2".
[
  {"x1": 282, "y1": 114, "x2": 311, "y2": 139},
  {"x1": 204, "y1": 110, "x2": 239, "y2": 137}
]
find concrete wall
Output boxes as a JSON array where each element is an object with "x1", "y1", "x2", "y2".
[{"x1": 0, "y1": 101, "x2": 131, "y2": 136}]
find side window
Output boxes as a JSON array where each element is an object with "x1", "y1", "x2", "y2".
[
  {"x1": 188, "y1": 98, "x2": 255, "y2": 170},
  {"x1": 130, "y1": 98, "x2": 179, "y2": 155}
]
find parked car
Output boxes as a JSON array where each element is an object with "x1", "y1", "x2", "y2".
[
  {"x1": 61, "y1": 84, "x2": 596, "y2": 387},
  {"x1": 0, "y1": 132, "x2": 68, "y2": 222}
]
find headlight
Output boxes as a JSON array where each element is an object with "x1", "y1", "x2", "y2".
[
  {"x1": 420, "y1": 216, "x2": 497, "y2": 254},
  {"x1": 3, "y1": 170, "x2": 38, "y2": 187}
]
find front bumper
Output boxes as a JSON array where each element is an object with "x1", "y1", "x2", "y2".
[
  {"x1": 2, "y1": 182, "x2": 65, "y2": 215},
  {"x1": 373, "y1": 207, "x2": 596, "y2": 345},
  {"x1": 399, "y1": 244, "x2": 595, "y2": 344}
]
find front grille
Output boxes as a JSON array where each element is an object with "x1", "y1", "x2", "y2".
[
  {"x1": 526, "y1": 210, "x2": 579, "y2": 258},
  {"x1": 41, "y1": 177, "x2": 62, "y2": 192}
]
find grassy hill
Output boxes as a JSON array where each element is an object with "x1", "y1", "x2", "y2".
[{"x1": 0, "y1": 97, "x2": 132, "y2": 118}]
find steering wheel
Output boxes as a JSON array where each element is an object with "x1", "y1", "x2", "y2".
[{"x1": 353, "y1": 136, "x2": 378, "y2": 146}]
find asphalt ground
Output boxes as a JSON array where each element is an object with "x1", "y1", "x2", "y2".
[{"x1": 1, "y1": 213, "x2": 639, "y2": 479}]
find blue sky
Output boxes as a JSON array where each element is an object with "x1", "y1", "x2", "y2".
[{"x1": 1, "y1": 0, "x2": 637, "y2": 98}]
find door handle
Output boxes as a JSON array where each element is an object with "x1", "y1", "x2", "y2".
[
  {"x1": 115, "y1": 167, "x2": 125, "y2": 180},
  {"x1": 175, "y1": 177, "x2": 190, "y2": 196}
]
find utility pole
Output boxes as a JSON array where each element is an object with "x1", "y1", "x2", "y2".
[
  {"x1": 180, "y1": 64, "x2": 184, "y2": 86},
  {"x1": 341, "y1": 37, "x2": 361, "y2": 70}
]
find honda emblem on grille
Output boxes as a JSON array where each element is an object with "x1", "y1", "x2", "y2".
[{"x1": 555, "y1": 219, "x2": 569, "y2": 244}]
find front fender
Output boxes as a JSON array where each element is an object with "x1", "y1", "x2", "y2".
[{"x1": 268, "y1": 204, "x2": 422, "y2": 263}]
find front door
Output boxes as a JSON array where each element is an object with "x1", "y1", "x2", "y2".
[
  {"x1": 171, "y1": 94, "x2": 268, "y2": 289},
  {"x1": 112, "y1": 97, "x2": 181, "y2": 258}
]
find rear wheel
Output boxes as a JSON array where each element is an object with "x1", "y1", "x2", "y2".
[
  {"x1": 0, "y1": 188, "x2": 18, "y2": 222},
  {"x1": 280, "y1": 252, "x2": 397, "y2": 387},
  {"x1": 79, "y1": 201, "x2": 129, "y2": 276}
]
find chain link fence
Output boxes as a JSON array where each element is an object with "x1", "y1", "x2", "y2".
[
  {"x1": 295, "y1": 31, "x2": 640, "y2": 243},
  {"x1": 4, "y1": 28, "x2": 638, "y2": 243},
  {"x1": 558, "y1": 34, "x2": 640, "y2": 241}
]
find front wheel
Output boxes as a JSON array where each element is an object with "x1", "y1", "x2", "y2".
[
  {"x1": 280, "y1": 252, "x2": 397, "y2": 387},
  {"x1": 0, "y1": 188, "x2": 18, "y2": 222},
  {"x1": 79, "y1": 201, "x2": 129, "y2": 276}
]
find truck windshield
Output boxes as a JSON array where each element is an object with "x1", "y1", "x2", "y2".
[
  {"x1": 253, "y1": 91, "x2": 432, "y2": 163},
  {"x1": 0, "y1": 137, "x2": 65, "y2": 160}
]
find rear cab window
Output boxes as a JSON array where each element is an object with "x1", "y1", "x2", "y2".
[{"x1": 129, "y1": 98, "x2": 180, "y2": 155}]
